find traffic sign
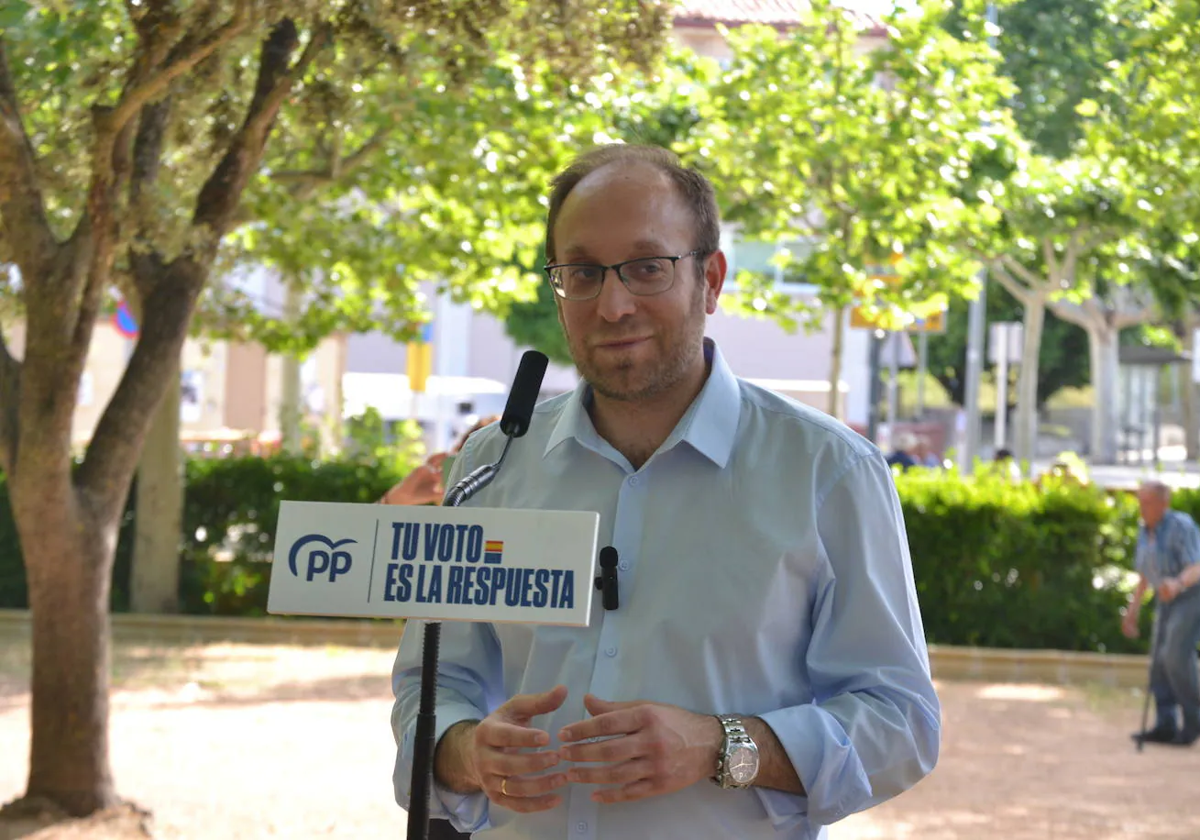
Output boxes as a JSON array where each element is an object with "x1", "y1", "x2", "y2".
[
  {"x1": 112, "y1": 300, "x2": 138, "y2": 338},
  {"x1": 850, "y1": 306, "x2": 946, "y2": 333},
  {"x1": 406, "y1": 322, "x2": 434, "y2": 393}
]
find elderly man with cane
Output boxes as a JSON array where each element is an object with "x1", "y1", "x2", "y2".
[{"x1": 1123, "y1": 480, "x2": 1200, "y2": 747}]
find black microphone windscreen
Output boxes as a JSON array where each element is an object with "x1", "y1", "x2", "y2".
[
  {"x1": 599, "y1": 546, "x2": 618, "y2": 570},
  {"x1": 499, "y1": 351, "x2": 549, "y2": 438}
]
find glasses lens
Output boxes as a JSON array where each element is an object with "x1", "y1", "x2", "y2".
[
  {"x1": 550, "y1": 265, "x2": 605, "y2": 300},
  {"x1": 619, "y1": 258, "x2": 674, "y2": 295}
]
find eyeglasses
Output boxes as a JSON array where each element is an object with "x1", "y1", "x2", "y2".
[{"x1": 544, "y1": 250, "x2": 705, "y2": 301}]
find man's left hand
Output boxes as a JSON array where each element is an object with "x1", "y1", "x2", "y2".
[
  {"x1": 557, "y1": 694, "x2": 722, "y2": 804},
  {"x1": 1158, "y1": 577, "x2": 1184, "y2": 603}
]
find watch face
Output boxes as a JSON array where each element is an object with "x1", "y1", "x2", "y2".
[{"x1": 728, "y1": 745, "x2": 759, "y2": 784}]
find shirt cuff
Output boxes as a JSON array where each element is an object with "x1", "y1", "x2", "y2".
[
  {"x1": 755, "y1": 704, "x2": 871, "y2": 828},
  {"x1": 396, "y1": 700, "x2": 493, "y2": 834}
]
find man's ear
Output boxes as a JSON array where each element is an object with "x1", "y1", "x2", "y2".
[{"x1": 703, "y1": 250, "x2": 727, "y2": 315}]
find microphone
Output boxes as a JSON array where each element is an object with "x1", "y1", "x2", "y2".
[
  {"x1": 409, "y1": 349, "x2": 549, "y2": 840},
  {"x1": 594, "y1": 546, "x2": 619, "y2": 611},
  {"x1": 500, "y1": 350, "x2": 549, "y2": 438},
  {"x1": 443, "y1": 350, "x2": 548, "y2": 507}
]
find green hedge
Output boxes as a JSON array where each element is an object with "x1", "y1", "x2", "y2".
[
  {"x1": 896, "y1": 471, "x2": 1142, "y2": 653},
  {"x1": 1, "y1": 457, "x2": 1198, "y2": 654}
]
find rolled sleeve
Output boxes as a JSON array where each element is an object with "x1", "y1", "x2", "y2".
[
  {"x1": 393, "y1": 692, "x2": 491, "y2": 831},
  {"x1": 756, "y1": 453, "x2": 941, "y2": 828},
  {"x1": 755, "y1": 703, "x2": 869, "y2": 829}
]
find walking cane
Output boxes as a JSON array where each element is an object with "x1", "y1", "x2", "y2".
[{"x1": 1136, "y1": 601, "x2": 1160, "y2": 753}]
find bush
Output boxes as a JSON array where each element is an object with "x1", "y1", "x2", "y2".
[
  {"x1": 895, "y1": 469, "x2": 1143, "y2": 653},
  {"x1": 176, "y1": 455, "x2": 408, "y2": 615},
  {"x1": 2, "y1": 456, "x2": 1199, "y2": 654}
]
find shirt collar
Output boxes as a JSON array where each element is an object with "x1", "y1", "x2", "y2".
[{"x1": 543, "y1": 338, "x2": 741, "y2": 469}]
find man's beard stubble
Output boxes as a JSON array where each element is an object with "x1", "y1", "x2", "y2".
[{"x1": 564, "y1": 281, "x2": 707, "y2": 404}]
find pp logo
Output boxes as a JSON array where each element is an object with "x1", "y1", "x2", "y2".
[{"x1": 288, "y1": 534, "x2": 357, "y2": 583}]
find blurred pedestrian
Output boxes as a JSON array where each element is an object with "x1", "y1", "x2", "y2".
[{"x1": 1124, "y1": 480, "x2": 1200, "y2": 747}]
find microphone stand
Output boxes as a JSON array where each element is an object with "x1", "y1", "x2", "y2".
[{"x1": 407, "y1": 436, "x2": 515, "y2": 840}]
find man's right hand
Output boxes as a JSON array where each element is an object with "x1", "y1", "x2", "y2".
[
  {"x1": 463, "y1": 685, "x2": 571, "y2": 813},
  {"x1": 1121, "y1": 610, "x2": 1140, "y2": 639}
]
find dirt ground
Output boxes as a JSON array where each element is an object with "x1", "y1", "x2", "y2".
[{"x1": 1, "y1": 638, "x2": 1198, "y2": 839}]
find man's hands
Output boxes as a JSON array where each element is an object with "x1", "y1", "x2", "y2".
[
  {"x1": 466, "y1": 685, "x2": 570, "y2": 813},
  {"x1": 1157, "y1": 576, "x2": 1185, "y2": 604},
  {"x1": 1123, "y1": 574, "x2": 1188, "y2": 639},
  {"x1": 438, "y1": 690, "x2": 728, "y2": 812},
  {"x1": 1121, "y1": 608, "x2": 1140, "y2": 639},
  {"x1": 558, "y1": 695, "x2": 722, "y2": 805},
  {"x1": 381, "y1": 452, "x2": 447, "y2": 506}
]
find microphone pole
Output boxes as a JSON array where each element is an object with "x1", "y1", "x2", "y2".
[{"x1": 407, "y1": 350, "x2": 549, "y2": 840}]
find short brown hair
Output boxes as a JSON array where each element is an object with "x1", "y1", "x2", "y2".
[{"x1": 544, "y1": 144, "x2": 720, "y2": 265}]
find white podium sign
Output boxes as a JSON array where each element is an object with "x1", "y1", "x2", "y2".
[{"x1": 267, "y1": 501, "x2": 600, "y2": 627}]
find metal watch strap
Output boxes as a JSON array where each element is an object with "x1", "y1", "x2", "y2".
[{"x1": 714, "y1": 714, "x2": 753, "y2": 787}]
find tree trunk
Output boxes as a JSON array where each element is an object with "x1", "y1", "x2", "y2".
[
  {"x1": 827, "y1": 305, "x2": 846, "y2": 419},
  {"x1": 279, "y1": 278, "x2": 303, "y2": 454},
  {"x1": 130, "y1": 357, "x2": 182, "y2": 613},
  {"x1": 1087, "y1": 324, "x2": 1120, "y2": 464},
  {"x1": 13, "y1": 478, "x2": 120, "y2": 815},
  {"x1": 319, "y1": 334, "x2": 345, "y2": 456},
  {"x1": 1013, "y1": 291, "x2": 1046, "y2": 472}
]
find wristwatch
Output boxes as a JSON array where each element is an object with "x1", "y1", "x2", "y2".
[{"x1": 712, "y1": 714, "x2": 760, "y2": 789}]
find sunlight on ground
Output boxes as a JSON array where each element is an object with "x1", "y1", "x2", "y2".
[{"x1": 975, "y1": 683, "x2": 1066, "y2": 702}]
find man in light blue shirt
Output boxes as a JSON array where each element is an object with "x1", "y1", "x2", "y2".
[
  {"x1": 1123, "y1": 480, "x2": 1200, "y2": 747},
  {"x1": 392, "y1": 144, "x2": 940, "y2": 838}
]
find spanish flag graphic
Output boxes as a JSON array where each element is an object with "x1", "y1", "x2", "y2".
[{"x1": 484, "y1": 540, "x2": 504, "y2": 564}]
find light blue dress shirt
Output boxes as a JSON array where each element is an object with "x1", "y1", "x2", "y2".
[{"x1": 392, "y1": 340, "x2": 940, "y2": 839}]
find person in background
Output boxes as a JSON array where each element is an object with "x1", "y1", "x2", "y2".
[
  {"x1": 379, "y1": 451, "x2": 448, "y2": 506},
  {"x1": 991, "y1": 448, "x2": 1022, "y2": 482},
  {"x1": 379, "y1": 415, "x2": 503, "y2": 508},
  {"x1": 912, "y1": 436, "x2": 941, "y2": 469},
  {"x1": 1124, "y1": 480, "x2": 1200, "y2": 747},
  {"x1": 886, "y1": 431, "x2": 919, "y2": 471}
]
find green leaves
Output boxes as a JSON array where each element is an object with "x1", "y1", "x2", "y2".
[
  {"x1": 691, "y1": 0, "x2": 1019, "y2": 324},
  {"x1": 1, "y1": 0, "x2": 673, "y2": 345}
]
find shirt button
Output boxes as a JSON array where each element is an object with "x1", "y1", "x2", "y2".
[
  {"x1": 619, "y1": 561, "x2": 630, "y2": 572},
  {"x1": 576, "y1": 821, "x2": 588, "y2": 833},
  {"x1": 605, "y1": 646, "x2": 617, "y2": 657},
  {"x1": 628, "y1": 475, "x2": 640, "y2": 486}
]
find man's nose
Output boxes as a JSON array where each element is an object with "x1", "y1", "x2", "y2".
[{"x1": 595, "y1": 268, "x2": 637, "y2": 321}]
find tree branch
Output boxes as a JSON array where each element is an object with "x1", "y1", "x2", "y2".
[
  {"x1": 76, "y1": 260, "x2": 202, "y2": 518},
  {"x1": 990, "y1": 261, "x2": 1037, "y2": 306},
  {"x1": 1046, "y1": 296, "x2": 1090, "y2": 329},
  {"x1": 69, "y1": 2, "x2": 250, "y2": 314},
  {"x1": 105, "y1": 2, "x2": 250, "y2": 138},
  {"x1": 0, "y1": 326, "x2": 21, "y2": 474},
  {"x1": 1041, "y1": 236, "x2": 1063, "y2": 288},
  {"x1": 0, "y1": 37, "x2": 58, "y2": 276},
  {"x1": 76, "y1": 19, "x2": 331, "y2": 514},
  {"x1": 191, "y1": 19, "x2": 331, "y2": 244},
  {"x1": 1060, "y1": 226, "x2": 1087, "y2": 288},
  {"x1": 1113, "y1": 284, "x2": 1157, "y2": 328},
  {"x1": 126, "y1": 96, "x2": 173, "y2": 303},
  {"x1": 1084, "y1": 284, "x2": 1112, "y2": 322},
  {"x1": 270, "y1": 128, "x2": 388, "y2": 201},
  {"x1": 996, "y1": 254, "x2": 1048, "y2": 296}
]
